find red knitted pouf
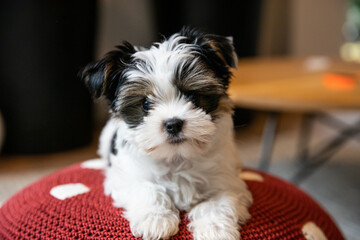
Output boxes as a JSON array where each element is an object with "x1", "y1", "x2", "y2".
[{"x1": 0, "y1": 159, "x2": 343, "y2": 240}]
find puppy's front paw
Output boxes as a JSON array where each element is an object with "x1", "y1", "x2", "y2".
[
  {"x1": 189, "y1": 220, "x2": 240, "y2": 240},
  {"x1": 129, "y1": 210, "x2": 180, "y2": 240}
]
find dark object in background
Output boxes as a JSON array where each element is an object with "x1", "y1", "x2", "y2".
[
  {"x1": 153, "y1": 0, "x2": 262, "y2": 57},
  {"x1": 153, "y1": 0, "x2": 263, "y2": 127},
  {"x1": 233, "y1": 108, "x2": 253, "y2": 129},
  {"x1": 0, "y1": 1, "x2": 96, "y2": 154}
]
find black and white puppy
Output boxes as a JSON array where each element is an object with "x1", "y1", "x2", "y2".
[{"x1": 81, "y1": 27, "x2": 252, "y2": 240}]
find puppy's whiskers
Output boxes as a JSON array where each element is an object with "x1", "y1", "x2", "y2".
[{"x1": 167, "y1": 136, "x2": 187, "y2": 145}]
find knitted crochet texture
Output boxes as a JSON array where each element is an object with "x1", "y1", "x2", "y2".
[{"x1": 0, "y1": 159, "x2": 344, "y2": 239}]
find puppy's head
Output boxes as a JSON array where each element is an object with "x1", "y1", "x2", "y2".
[{"x1": 81, "y1": 27, "x2": 238, "y2": 160}]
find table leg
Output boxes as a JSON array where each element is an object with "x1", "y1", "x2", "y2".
[
  {"x1": 296, "y1": 113, "x2": 315, "y2": 163},
  {"x1": 258, "y1": 112, "x2": 279, "y2": 171},
  {"x1": 292, "y1": 118, "x2": 360, "y2": 184},
  {"x1": 318, "y1": 113, "x2": 360, "y2": 143}
]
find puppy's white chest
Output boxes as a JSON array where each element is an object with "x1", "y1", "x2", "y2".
[{"x1": 156, "y1": 163, "x2": 210, "y2": 211}]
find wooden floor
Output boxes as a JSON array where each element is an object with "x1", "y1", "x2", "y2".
[{"x1": 0, "y1": 112, "x2": 359, "y2": 239}]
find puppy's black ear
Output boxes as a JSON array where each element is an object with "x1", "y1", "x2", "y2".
[
  {"x1": 80, "y1": 42, "x2": 136, "y2": 102},
  {"x1": 179, "y1": 26, "x2": 238, "y2": 69}
]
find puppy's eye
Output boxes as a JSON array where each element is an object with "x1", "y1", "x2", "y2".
[
  {"x1": 188, "y1": 93, "x2": 200, "y2": 106},
  {"x1": 142, "y1": 99, "x2": 151, "y2": 113},
  {"x1": 186, "y1": 92, "x2": 220, "y2": 114}
]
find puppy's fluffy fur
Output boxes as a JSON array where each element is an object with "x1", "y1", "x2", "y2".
[{"x1": 81, "y1": 27, "x2": 252, "y2": 240}]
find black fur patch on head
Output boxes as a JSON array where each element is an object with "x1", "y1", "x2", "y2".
[
  {"x1": 174, "y1": 27, "x2": 237, "y2": 116},
  {"x1": 173, "y1": 61, "x2": 224, "y2": 114},
  {"x1": 117, "y1": 77, "x2": 154, "y2": 128},
  {"x1": 185, "y1": 91, "x2": 222, "y2": 115},
  {"x1": 178, "y1": 26, "x2": 237, "y2": 89},
  {"x1": 79, "y1": 42, "x2": 136, "y2": 103},
  {"x1": 174, "y1": 61, "x2": 223, "y2": 94}
]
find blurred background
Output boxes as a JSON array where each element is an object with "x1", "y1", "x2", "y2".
[{"x1": 0, "y1": 0, "x2": 359, "y2": 239}]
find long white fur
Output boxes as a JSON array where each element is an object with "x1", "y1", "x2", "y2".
[{"x1": 100, "y1": 34, "x2": 252, "y2": 240}]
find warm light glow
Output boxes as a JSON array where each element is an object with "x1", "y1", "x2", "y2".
[{"x1": 340, "y1": 42, "x2": 360, "y2": 63}]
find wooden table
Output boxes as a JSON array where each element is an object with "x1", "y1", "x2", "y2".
[
  {"x1": 229, "y1": 57, "x2": 360, "y2": 183},
  {"x1": 229, "y1": 57, "x2": 360, "y2": 111}
]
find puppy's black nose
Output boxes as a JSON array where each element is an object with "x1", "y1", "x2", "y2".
[{"x1": 164, "y1": 118, "x2": 184, "y2": 135}]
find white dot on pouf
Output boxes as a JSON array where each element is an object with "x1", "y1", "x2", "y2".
[
  {"x1": 302, "y1": 221, "x2": 327, "y2": 240},
  {"x1": 81, "y1": 158, "x2": 107, "y2": 169},
  {"x1": 239, "y1": 171, "x2": 264, "y2": 182},
  {"x1": 50, "y1": 183, "x2": 90, "y2": 200}
]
